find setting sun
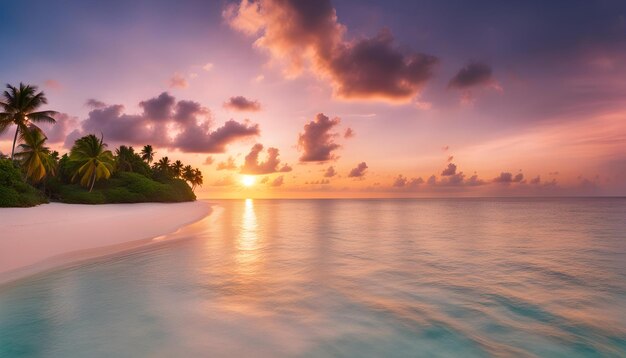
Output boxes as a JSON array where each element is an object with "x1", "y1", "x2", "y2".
[{"x1": 241, "y1": 175, "x2": 255, "y2": 187}]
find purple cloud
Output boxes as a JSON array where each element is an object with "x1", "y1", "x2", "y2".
[
  {"x1": 224, "y1": 96, "x2": 261, "y2": 112},
  {"x1": 348, "y1": 162, "x2": 368, "y2": 178},
  {"x1": 441, "y1": 163, "x2": 457, "y2": 176},
  {"x1": 71, "y1": 92, "x2": 259, "y2": 153},
  {"x1": 298, "y1": 113, "x2": 341, "y2": 162},
  {"x1": 324, "y1": 166, "x2": 337, "y2": 177},
  {"x1": 225, "y1": 0, "x2": 438, "y2": 103},
  {"x1": 493, "y1": 172, "x2": 525, "y2": 184},
  {"x1": 448, "y1": 62, "x2": 494, "y2": 89}
]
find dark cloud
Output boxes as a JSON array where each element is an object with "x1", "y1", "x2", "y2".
[
  {"x1": 298, "y1": 113, "x2": 341, "y2": 162},
  {"x1": 86, "y1": 99, "x2": 106, "y2": 109},
  {"x1": 441, "y1": 163, "x2": 457, "y2": 176},
  {"x1": 448, "y1": 62, "x2": 494, "y2": 89},
  {"x1": 348, "y1": 162, "x2": 368, "y2": 178},
  {"x1": 307, "y1": 179, "x2": 330, "y2": 185},
  {"x1": 447, "y1": 155, "x2": 454, "y2": 162},
  {"x1": 224, "y1": 96, "x2": 261, "y2": 112},
  {"x1": 217, "y1": 156, "x2": 237, "y2": 171},
  {"x1": 410, "y1": 177, "x2": 425, "y2": 186},
  {"x1": 80, "y1": 105, "x2": 157, "y2": 146},
  {"x1": 140, "y1": 92, "x2": 176, "y2": 121},
  {"x1": 241, "y1": 143, "x2": 292, "y2": 174},
  {"x1": 271, "y1": 175, "x2": 284, "y2": 187},
  {"x1": 330, "y1": 30, "x2": 438, "y2": 101},
  {"x1": 439, "y1": 172, "x2": 465, "y2": 186},
  {"x1": 425, "y1": 165, "x2": 486, "y2": 187},
  {"x1": 324, "y1": 166, "x2": 337, "y2": 177},
  {"x1": 204, "y1": 156, "x2": 214, "y2": 165},
  {"x1": 393, "y1": 175, "x2": 423, "y2": 188},
  {"x1": 530, "y1": 175, "x2": 541, "y2": 184},
  {"x1": 493, "y1": 172, "x2": 525, "y2": 184},
  {"x1": 466, "y1": 175, "x2": 485, "y2": 186},
  {"x1": 174, "y1": 119, "x2": 259, "y2": 153},
  {"x1": 72, "y1": 92, "x2": 259, "y2": 153},
  {"x1": 393, "y1": 175, "x2": 407, "y2": 187},
  {"x1": 344, "y1": 127, "x2": 355, "y2": 139},
  {"x1": 174, "y1": 100, "x2": 208, "y2": 124},
  {"x1": 225, "y1": 0, "x2": 438, "y2": 103}
]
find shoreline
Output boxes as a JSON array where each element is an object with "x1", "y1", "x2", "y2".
[{"x1": 0, "y1": 201, "x2": 212, "y2": 285}]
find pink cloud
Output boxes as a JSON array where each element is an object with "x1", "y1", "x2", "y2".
[
  {"x1": 169, "y1": 73, "x2": 188, "y2": 89},
  {"x1": 217, "y1": 156, "x2": 237, "y2": 171}
]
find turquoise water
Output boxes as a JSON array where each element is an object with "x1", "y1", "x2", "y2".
[{"x1": 1, "y1": 198, "x2": 625, "y2": 357}]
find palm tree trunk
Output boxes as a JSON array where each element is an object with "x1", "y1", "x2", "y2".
[
  {"x1": 10, "y1": 127, "x2": 19, "y2": 160},
  {"x1": 89, "y1": 172, "x2": 96, "y2": 192}
]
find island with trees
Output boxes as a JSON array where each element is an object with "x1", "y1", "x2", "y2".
[{"x1": 0, "y1": 83, "x2": 203, "y2": 207}]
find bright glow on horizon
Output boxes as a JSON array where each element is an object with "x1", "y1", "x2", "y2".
[{"x1": 241, "y1": 175, "x2": 256, "y2": 187}]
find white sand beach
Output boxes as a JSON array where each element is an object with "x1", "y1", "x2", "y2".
[{"x1": 0, "y1": 201, "x2": 211, "y2": 283}]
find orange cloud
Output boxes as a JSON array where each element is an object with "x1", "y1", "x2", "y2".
[{"x1": 241, "y1": 143, "x2": 292, "y2": 174}]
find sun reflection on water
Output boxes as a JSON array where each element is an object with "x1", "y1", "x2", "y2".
[{"x1": 236, "y1": 199, "x2": 260, "y2": 272}]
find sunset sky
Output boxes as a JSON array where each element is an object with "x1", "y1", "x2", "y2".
[{"x1": 1, "y1": 0, "x2": 625, "y2": 197}]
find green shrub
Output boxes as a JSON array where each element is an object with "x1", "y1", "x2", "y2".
[
  {"x1": 58, "y1": 185, "x2": 106, "y2": 204},
  {"x1": 0, "y1": 159, "x2": 48, "y2": 207},
  {"x1": 55, "y1": 172, "x2": 195, "y2": 204}
]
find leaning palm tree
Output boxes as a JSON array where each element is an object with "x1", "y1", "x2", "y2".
[
  {"x1": 0, "y1": 83, "x2": 58, "y2": 160},
  {"x1": 140, "y1": 144, "x2": 155, "y2": 164},
  {"x1": 191, "y1": 168, "x2": 203, "y2": 192},
  {"x1": 14, "y1": 127, "x2": 56, "y2": 183},
  {"x1": 172, "y1": 160, "x2": 184, "y2": 178},
  {"x1": 182, "y1": 165, "x2": 194, "y2": 183},
  {"x1": 69, "y1": 134, "x2": 115, "y2": 192}
]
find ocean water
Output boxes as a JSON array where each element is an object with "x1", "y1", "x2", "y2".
[{"x1": 1, "y1": 198, "x2": 625, "y2": 357}]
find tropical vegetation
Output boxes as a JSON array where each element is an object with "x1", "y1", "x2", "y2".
[
  {"x1": 0, "y1": 83, "x2": 57, "y2": 159},
  {"x1": 0, "y1": 82, "x2": 204, "y2": 207}
]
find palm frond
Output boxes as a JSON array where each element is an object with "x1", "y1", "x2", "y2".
[{"x1": 27, "y1": 111, "x2": 58, "y2": 123}]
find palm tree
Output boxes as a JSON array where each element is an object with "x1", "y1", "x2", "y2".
[
  {"x1": 153, "y1": 156, "x2": 171, "y2": 174},
  {"x1": 141, "y1": 144, "x2": 155, "y2": 164},
  {"x1": 69, "y1": 134, "x2": 115, "y2": 192},
  {"x1": 182, "y1": 165, "x2": 194, "y2": 183},
  {"x1": 0, "y1": 83, "x2": 58, "y2": 160},
  {"x1": 14, "y1": 127, "x2": 56, "y2": 183},
  {"x1": 115, "y1": 145, "x2": 136, "y2": 172},
  {"x1": 191, "y1": 168, "x2": 203, "y2": 192},
  {"x1": 172, "y1": 160, "x2": 183, "y2": 178}
]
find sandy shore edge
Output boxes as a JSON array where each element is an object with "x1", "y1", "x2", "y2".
[{"x1": 0, "y1": 201, "x2": 212, "y2": 285}]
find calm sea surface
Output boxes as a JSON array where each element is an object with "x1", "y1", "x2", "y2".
[{"x1": 1, "y1": 198, "x2": 625, "y2": 357}]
